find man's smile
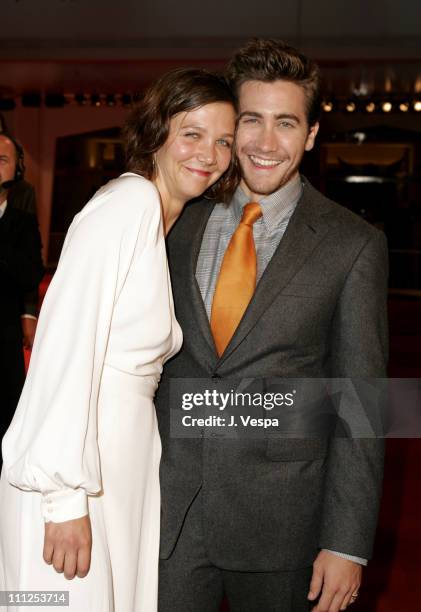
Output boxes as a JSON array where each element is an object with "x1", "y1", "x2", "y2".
[{"x1": 248, "y1": 155, "x2": 283, "y2": 168}]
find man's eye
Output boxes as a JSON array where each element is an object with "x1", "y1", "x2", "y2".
[
  {"x1": 184, "y1": 132, "x2": 199, "y2": 138},
  {"x1": 280, "y1": 122, "x2": 294, "y2": 128},
  {"x1": 242, "y1": 117, "x2": 258, "y2": 124},
  {"x1": 216, "y1": 139, "x2": 232, "y2": 148}
]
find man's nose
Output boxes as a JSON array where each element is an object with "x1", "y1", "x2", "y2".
[{"x1": 257, "y1": 127, "x2": 278, "y2": 153}]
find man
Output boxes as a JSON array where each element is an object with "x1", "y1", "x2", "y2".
[
  {"x1": 0, "y1": 119, "x2": 40, "y2": 349},
  {"x1": 0, "y1": 133, "x2": 44, "y2": 453},
  {"x1": 156, "y1": 39, "x2": 387, "y2": 612},
  {"x1": 9, "y1": 179, "x2": 41, "y2": 349}
]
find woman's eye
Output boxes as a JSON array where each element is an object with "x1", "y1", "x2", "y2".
[
  {"x1": 217, "y1": 139, "x2": 232, "y2": 148},
  {"x1": 184, "y1": 132, "x2": 199, "y2": 139}
]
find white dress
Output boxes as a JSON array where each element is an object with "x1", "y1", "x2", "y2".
[{"x1": 0, "y1": 173, "x2": 182, "y2": 611}]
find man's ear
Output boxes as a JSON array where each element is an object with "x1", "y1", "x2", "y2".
[{"x1": 304, "y1": 122, "x2": 319, "y2": 152}]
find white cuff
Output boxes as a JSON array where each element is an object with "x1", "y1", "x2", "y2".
[
  {"x1": 323, "y1": 549, "x2": 368, "y2": 566},
  {"x1": 21, "y1": 314, "x2": 37, "y2": 321},
  {"x1": 41, "y1": 488, "x2": 88, "y2": 523}
]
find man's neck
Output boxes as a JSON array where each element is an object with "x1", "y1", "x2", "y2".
[
  {"x1": 238, "y1": 174, "x2": 300, "y2": 203},
  {"x1": 238, "y1": 173, "x2": 301, "y2": 203}
]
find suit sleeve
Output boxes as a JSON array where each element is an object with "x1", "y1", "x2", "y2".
[
  {"x1": 22, "y1": 186, "x2": 42, "y2": 316},
  {"x1": 318, "y1": 229, "x2": 388, "y2": 559},
  {"x1": 0, "y1": 211, "x2": 44, "y2": 292},
  {"x1": 7, "y1": 183, "x2": 43, "y2": 315},
  {"x1": 9, "y1": 181, "x2": 37, "y2": 216},
  {"x1": 21, "y1": 287, "x2": 40, "y2": 318}
]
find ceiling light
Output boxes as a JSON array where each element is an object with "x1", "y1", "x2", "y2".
[{"x1": 91, "y1": 94, "x2": 101, "y2": 107}]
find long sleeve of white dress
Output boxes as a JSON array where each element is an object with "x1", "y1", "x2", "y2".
[{"x1": 2, "y1": 174, "x2": 164, "y2": 524}]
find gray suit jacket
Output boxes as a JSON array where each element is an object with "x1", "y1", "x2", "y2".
[{"x1": 155, "y1": 179, "x2": 388, "y2": 571}]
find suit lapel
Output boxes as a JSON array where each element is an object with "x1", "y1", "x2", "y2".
[
  {"x1": 183, "y1": 199, "x2": 217, "y2": 357},
  {"x1": 217, "y1": 184, "x2": 332, "y2": 366}
]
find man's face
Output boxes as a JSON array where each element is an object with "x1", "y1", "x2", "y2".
[
  {"x1": 0, "y1": 135, "x2": 17, "y2": 198},
  {"x1": 235, "y1": 80, "x2": 319, "y2": 200}
]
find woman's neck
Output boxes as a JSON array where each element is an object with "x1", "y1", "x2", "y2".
[{"x1": 153, "y1": 177, "x2": 185, "y2": 237}]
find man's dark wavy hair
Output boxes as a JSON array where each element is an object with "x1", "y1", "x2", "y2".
[{"x1": 226, "y1": 38, "x2": 321, "y2": 127}]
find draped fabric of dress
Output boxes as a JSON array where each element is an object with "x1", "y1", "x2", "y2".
[{"x1": 0, "y1": 173, "x2": 182, "y2": 611}]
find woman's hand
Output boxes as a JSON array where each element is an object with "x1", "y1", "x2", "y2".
[{"x1": 43, "y1": 515, "x2": 92, "y2": 580}]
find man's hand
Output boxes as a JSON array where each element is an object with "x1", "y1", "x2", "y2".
[
  {"x1": 307, "y1": 550, "x2": 362, "y2": 611},
  {"x1": 43, "y1": 515, "x2": 92, "y2": 580},
  {"x1": 21, "y1": 316, "x2": 37, "y2": 348}
]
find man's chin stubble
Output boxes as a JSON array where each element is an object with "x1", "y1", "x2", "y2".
[{"x1": 242, "y1": 176, "x2": 290, "y2": 197}]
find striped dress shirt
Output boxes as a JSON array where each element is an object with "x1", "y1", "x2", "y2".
[{"x1": 196, "y1": 174, "x2": 302, "y2": 319}]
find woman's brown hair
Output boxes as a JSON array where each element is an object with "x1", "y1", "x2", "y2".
[{"x1": 122, "y1": 68, "x2": 239, "y2": 201}]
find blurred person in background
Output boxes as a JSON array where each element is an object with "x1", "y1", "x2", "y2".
[
  {"x1": 0, "y1": 132, "x2": 44, "y2": 458},
  {"x1": 9, "y1": 172, "x2": 42, "y2": 349},
  {"x1": 0, "y1": 117, "x2": 41, "y2": 348}
]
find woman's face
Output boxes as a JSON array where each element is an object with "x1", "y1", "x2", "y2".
[{"x1": 154, "y1": 101, "x2": 235, "y2": 203}]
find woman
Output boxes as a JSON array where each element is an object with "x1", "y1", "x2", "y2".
[{"x1": 0, "y1": 68, "x2": 237, "y2": 611}]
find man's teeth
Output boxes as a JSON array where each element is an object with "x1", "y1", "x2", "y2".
[{"x1": 249, "y1": 156, "x2": 282, "y2": 167}]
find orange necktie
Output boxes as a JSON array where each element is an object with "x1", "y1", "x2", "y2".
[{"x1": 210, "y1": 202, "x2": 262, "y2": 356}]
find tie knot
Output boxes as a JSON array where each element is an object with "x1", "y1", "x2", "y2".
[{"x1": 241, "y1": 202, "x2": 262, "y2": 227}]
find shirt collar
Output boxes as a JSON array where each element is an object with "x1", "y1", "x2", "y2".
[
  {"x1": 230, "y1": 174, "x2": 303, "y2": 232},
  {"x1": 0, "y1": 199, "x2": 8, "y2": 219}
]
